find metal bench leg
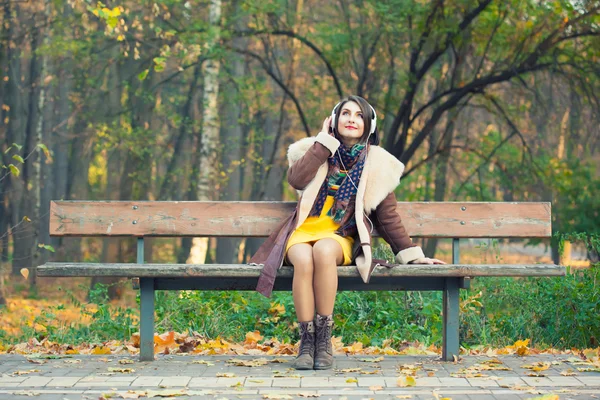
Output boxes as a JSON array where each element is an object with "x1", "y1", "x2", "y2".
[
  {"x1": 442, "y1": 277, "x2": 460, "y2": 361},
  {"x1": 140, "y1": 277, "x2": 155, "y2": 361}
]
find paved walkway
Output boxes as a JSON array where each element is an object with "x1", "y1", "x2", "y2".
[{"x1": 1, "y1": 354, "x2": 599, "y2": 399}]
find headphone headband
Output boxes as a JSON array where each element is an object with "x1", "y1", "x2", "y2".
[{"x1": 331, "y1": 100, "x2": 377, "y2": 135}]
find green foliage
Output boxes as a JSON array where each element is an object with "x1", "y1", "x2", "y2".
[{"x1": 3, "y1": 241, "x2": 599, "y2": 351}]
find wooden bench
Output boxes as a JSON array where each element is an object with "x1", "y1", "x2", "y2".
[{"x1": 38, "y1": 200, "x2": 565, "y2": 362}]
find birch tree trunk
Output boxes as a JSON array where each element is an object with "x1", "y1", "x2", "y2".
[{"x1": 191, "y1": 0, "x2": 222, "y2": 264}]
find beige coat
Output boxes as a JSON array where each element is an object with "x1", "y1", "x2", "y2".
[{"x1": 251, "y1": 131, "x2": 425, "y2": 297}]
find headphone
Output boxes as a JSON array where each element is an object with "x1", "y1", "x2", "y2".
[{"x1": 330, "y1": 100, "x2": 378, "y2": 136}]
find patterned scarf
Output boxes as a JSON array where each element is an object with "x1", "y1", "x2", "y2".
[{"x1": 309, "y1": 142, "x2": 368, "y2": 233}]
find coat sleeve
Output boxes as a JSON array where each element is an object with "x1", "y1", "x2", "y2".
[
  {"x1": 287, "y1": 131, "x2": 340, "y2": 190},
  {"x1": 371, "y1": 191, "x2": 425, "y2": 264}
]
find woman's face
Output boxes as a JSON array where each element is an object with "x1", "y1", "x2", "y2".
[{"x1": 336, "y1": 101, "x2": 364, "y2": 146}]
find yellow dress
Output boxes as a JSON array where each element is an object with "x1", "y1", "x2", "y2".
[{"x1": 285, "y1": 195, "x2": 354, "y2": 265}]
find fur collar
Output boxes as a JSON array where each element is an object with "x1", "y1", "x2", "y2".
[{"x1": 287, "y1": 137, "x2": 405, "y2": 214}]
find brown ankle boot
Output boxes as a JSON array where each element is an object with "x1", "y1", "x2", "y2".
[
  {"x1": 291, "y1": 321, "x2": 315, "y2": 370},
  {"x1": 314, "y1": 313, "x2": 334, "y2": 370}
]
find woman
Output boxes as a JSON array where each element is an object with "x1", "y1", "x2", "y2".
[{"x1": 250, "y1": 95, "x2": 445, "y2": 370}]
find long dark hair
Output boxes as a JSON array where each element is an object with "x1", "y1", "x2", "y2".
[{"x1": 332, "y1": 95, "x2": 380, "y2": 145}]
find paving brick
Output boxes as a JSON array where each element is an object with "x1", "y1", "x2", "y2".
[
  {"x1": 17, "y1": 377, "x2": 53, "y2": 387},
  {"x1": 438, "y1": 377, "x2": 472, "y2": 386},
  {"x1": 299, "y1": 376, "x2": 330, "y2": 387},
  {"x1": 328, "y1": 376, "x2": 358, "y2": 387},
  {"x1": 215, "y1": 377, "x2": 245, "y2": 387},
  {"x1": 271, "y1": 378, "x2": 301, "y2": 388},
  {"x1": 244, "y1": 377, "x2": 273, "y2": 387},
  {"x1": 495, "y1": 376, "x2": 528, "y2": 387},
  {"x1": 0, "y1": 376, "x2": 28, "y2": 383},
  {"x1": 576, "y1": 376, "x2": 600, "y2": 386},
  {"x1": 46, "y1": 377, "x2": 81, "y2": 387},
  {"x1": 356, "y1": 377, "x2": 387, "y2": 387},
  {"x1": 467, "y1": 377, "x2": 500, "y2": 387},
  {"x1": 130, "y1": 376, "x2": 165, "y2": 386},
  {"x1": 159, "y1": 376, "x2": 191, "y2": 387},
  {"x1": 187, "y1": 377, "x2": 221, "y2": 387},
  {"x1": 79, "y1": 375, "x2": 111, "y2": 382},
  {"x1": 520, "y1": 376, "x2": 555, "y2": 386}
]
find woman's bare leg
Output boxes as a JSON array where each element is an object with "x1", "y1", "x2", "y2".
[
  {"x1": 312, "y1": 238, "x2": 343, "y2": 315},
  {"x1": 286, "y1": 243, "x2": 315, "y2": 322}
]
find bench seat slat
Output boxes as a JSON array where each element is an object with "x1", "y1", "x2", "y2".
[{"x1": 37, "y1": 262, "x2": 566, "y2": 278}]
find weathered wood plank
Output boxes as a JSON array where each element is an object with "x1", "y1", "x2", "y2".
[
  {"x1": 49, "y1": 201, "x2": 552, "y2": 238},
  {"x1": 37, "y1": 262, "x2": 566, "y2": 278}
]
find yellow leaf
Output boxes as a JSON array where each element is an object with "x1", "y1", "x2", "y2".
[
  {"x1": 397, "y1": 376, "x2": 416, "y2": 387},
  {"x1": 369, "y1": 385, "x2": 383, "y2": 391},
  {"x1": 245, "y1": 330, "x2": 263, "y2": 344},
  {"x1": 107, "y1": 367, "x2": 135, "y2": 373},
  {"x1": 346, "y1": 378, "x2": 357, "y2": 383},
  {"x1": 117, "y1": 35, "x2": 125, "y2": 41},
  {"x1": 20, "y1": 268, "x2": 29, "y2": 280},
  {"x1": 216, "y1": 373, "x2": 236, "y2": 377},
  {"x1": 268, "y1": 302, "x2": 285, "y2": 316},
  {"x1": 92, "y1": 346, "x2": 112, "y2": 355},
  {"x1": 527, "y1": 395, "x2": 559, "y2": 400}
]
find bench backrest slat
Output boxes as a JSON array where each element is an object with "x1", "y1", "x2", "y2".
[{"x1": 49, "y1": 201, "x2": 551, "y2": 238}]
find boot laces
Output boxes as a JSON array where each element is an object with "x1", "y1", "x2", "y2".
[
  {"x1": 299, "y1": 326, "x2": 314, "y2": 355},
  {"x1": 316, "y1": 321, "x2": 333, "y2": 354}
]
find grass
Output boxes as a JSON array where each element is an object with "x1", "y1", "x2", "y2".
[{"x1": 0, "y1": 240, "x2": 598, "y2": 351}]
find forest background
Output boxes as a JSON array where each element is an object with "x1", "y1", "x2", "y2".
[{"x1": 0, "y1": 0, "x2": 599, "y2": 350}]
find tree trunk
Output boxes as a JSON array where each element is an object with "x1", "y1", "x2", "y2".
[
  {"x1": 191, "y1": 0, "x2": 222, "y2": 264},
  {"x1": 216, "y1": 1, "x2": 246, "y2": 264}
]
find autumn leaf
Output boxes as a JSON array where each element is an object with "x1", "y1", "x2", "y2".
[
  {"x1": 108, "y1": 367, "x2": 135, "y2": 373},
  {"x1": 369, "y1": 385, "x2": 383, "y2": 391},
  {"x1": 20, "y1": 268, "x2": 29, "y2": 280},
  {"x1": 560, "y1": 369, "x2": 577, "y2": 376},
  {"x1": 509, "y1": 339, "x2": 530, "y2": 356},
  {"x1": 359, "y1": 356, "x2": 384, "y2": 362},
  {"x1": 216, "y1": 372, "x2": 236, "y2": 377},
  {"x1": 397, "y1": 376, "x2": 416, "y2": 387},
  {"x1": 92, "y1": 346, "x2": 112, "y2": 355},
  {"x1": 345, "y1": 378, "x2": 358, "y2": 383},
  {"x1": 268, "y1": 302, "x2": 285, "y2": 316},
  {"x1": 244, "y1": 330, "x2": 263, "y2": 345}
]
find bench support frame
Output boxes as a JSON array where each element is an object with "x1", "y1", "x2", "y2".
[
  {"x1": 134, "y1": 236, "x2": 465, "y2": 362},
  {"x1": 442, "y1": 238, "x2": 461, "y2": 361},
  {"x1": 138, "y1": 238, "x2": 155, "y2": 362}
]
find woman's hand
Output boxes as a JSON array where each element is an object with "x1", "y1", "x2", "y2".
[
  {"x1": 409, "y1": 257, "x2": 446, "y2": 265},
  {"x1": 321, "y1": 116, "x2": 333, "y2": 136}
]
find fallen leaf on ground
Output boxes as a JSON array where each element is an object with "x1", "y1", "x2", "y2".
[
  {"x1": 119, "y1": 359, "x2": 135, "y2": 364},
  {"x1": 345, "y1": 378, "x2": 358, "y2": 383},
  {"x1": 146, "y1": 388, "x2": 188, "y2": 397},
  {"x1": 338, "y1": 367, "x2": 362, "y2": 373},
  {"x1": 11, "y1": 391, "x2": 39, "y2": 397},
  {"x1": 216, "y1": 372, "x2": 236, "y2": 377},
  {"x1": 227, "y1": 357, "x2": 268, "y2": 367},
  {"x1": 191, "y1": 360, "x2": 214, "y2": 366},
  {"x1": 526, "y1": 395, "x2": 559, "y2": 400},
  {"x1": 359, "y1": 356, "x2": 384, "y2": 362},
  {"x1": 11, "y1": 370, "x2": 40, "y2": 375},
  {"x1": 108, "y1": 367, "x2": 135, "y2": 373},
  {"x1": 397, "y1": 376, "x2": 416, "y2": 387},
  {"x1": 263, "y1": 394, "x2": 293, "y2": 399},
  {"x1": 369, "y1": 385, "x2": 383, "y2": 391},
  {"x1": 560, "y1": 369, "x2": 577, "y2": 376}
]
